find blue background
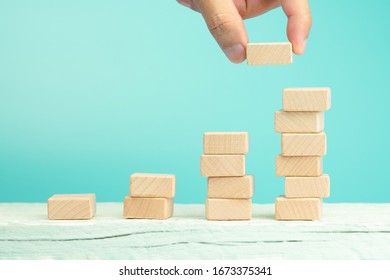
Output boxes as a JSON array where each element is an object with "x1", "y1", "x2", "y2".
[{"x1": 1, "y1": 1, "x2": 389, "y2": 203}]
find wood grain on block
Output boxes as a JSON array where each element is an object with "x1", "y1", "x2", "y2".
[
  {"x1": 48, "y1": 194, "x2": 96, "y2": 220},
  {"x1": 206, "y1": 198, "x2": 252, "y2": 220},
  {"x1": 200, "y1": 155, "x2": 245, "y2": 177},
  {"x1": 275, "y1": 196, "x2": 322, "y2": 220},
  {"x1": 282, "y1": 132, "x2": 327, "y2": 156},
  {"x1": 285, "y1": 175, "x2": 330, "y2": 198},
  {"x1": 208, "y1": 175, "x2": 254, "y2": 199},
  {"x1": 275, "y1": 111, "x2": 324, "y2": 133},
  {"x1": 123, "y1": 196, "x2": 173, "y2": 220},
  {"x1": 130, "y1": 173, "x2": 175, "y2": 198},
  {"x1": 246, "y1": 42, "x2": 292, "y2": 65},
  {"x1": 283, "y1": 88, "x2": 331, "y2": 112},
  {"x1": 203, "y1": 132, "x2": 248, "y2": 155},
  {"x1": 276, "y1": 155, "x2": 322, "y2": 177}
]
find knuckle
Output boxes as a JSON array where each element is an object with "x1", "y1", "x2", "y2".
[{"x1": 207, "y1": 13, "x2": 241, "y2": 37}]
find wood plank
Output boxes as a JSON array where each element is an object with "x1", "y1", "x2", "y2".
[
  {"x1": 208, "y1": 175, "x2": 254, "y2": 199},
  {"x1": 130, "y1": 173, "x2": 175, "y2": 198},
  {"x1": 275, "y1": 196, "x2": 322, "y2": 220},
  {"x1": 285, "y1": 175, "x2": 330, "y2": 198},
  {"x1": 283, "y1": 88, "x2": 331, "y2": 111},
  {"x1": 246, "y1": 42, "x2": 292, "y2": 65},
  {"x1": 203, "y1": 132, "x2": 248, "y2": 155},
  {"x1": 47, "y1": 194, "x2": 96, "y2": 220},
  {"x1": 282, "y1": 132, "x2": 326, "y2": 156},
  {"x1": 123, "y1": 196, "x2": 173, "y2": 220},
  {"x1": 275, "y1": 111, "x2": 324, "y2": 133},
  {"x1": 276, "y1": 155, "x2": 322, "y2": 177},
  {"x1": 200, "y1": 155, "x2": 245, "y2": 177},
  {"x1": 206, "y1": 198, "x2": 252, "y2": 220}
]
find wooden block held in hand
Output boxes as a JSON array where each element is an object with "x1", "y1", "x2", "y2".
[
  {"x1": 283, "y1": 88, "x2": 331, "y2": 112},
  {"x1": 123, "y1": 196, "x2": 173, "y2": 220},
  {"x1": 275, "y1": 111, "x2": 324, "y2": 133},
  {"x1": 285, "y1": 175, "x2": 330, "y2": 198},
  {"x1": 130, "y1": 173, "x2": 175, "y2": 198},
  {"x1": 208, "y1": 175, "x2": 254, "y2": 199},
  {"x1": 204, "y1": 132, "x2": 248, "y2": 155},
  {"x1": 206, "y1": 198, "x2": 252, "y2": 220},
  {"x1": 48, "y1": 194, "x2": 96, "y2": 220},
  {"x1": 247, "y1": 42, "x2": 292, "y2": 65},
  {"x1": 282, "y1": 132, "x2": 326, "y2": 156},
  {"x1": 275, "y1": 196, "x2": 322, "y2": 220},
  {"x1": 201, "y1": 155, "x2": 245, "y2": 177},
  {"x1": 276, "y1": 155, "x2": 322, "y2": 176}
]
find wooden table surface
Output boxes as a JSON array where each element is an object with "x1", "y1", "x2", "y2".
[{"x1": 0, "y1": 203, "x2": 389, "y2": 260}]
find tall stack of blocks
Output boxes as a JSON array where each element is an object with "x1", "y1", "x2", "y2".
[
  {"x1": 200, "y1": 132, "x2": 253, "y2": 220},
  {"x1": 274, "y1": 88, "x2": 331, "y2": 220},
  {"x1": 123, "y1": 173, "x2": 175, "y2": 220}
]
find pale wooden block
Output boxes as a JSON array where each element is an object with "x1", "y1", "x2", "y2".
[
  {"x1": 48, "y1": 194, "x2": 96, "y2": 220},
  {"x1": 130, "y1": 173, "x2": 175, "y2": 198},
  {"x1": 283, "y1": 88, "x2": 331, "y2": 112},
  {"x1": 285, "y1": 175, "x2": 330, "y2": 198},
  {"x1": 246, "y1": 42, "x2": 292, "y2": 65},
  {"x1": 123, "y1": 196, "x2": 173, "y2": 220},
  {"x1": 203, "y1": 132, "x2": 248, "y2": 155},
  {"x1": 276, "y1": 155, "x2": 322, "y2": 177},
  {"x1": 275, "y1": 111, "x2": 324, "y2": 133},
  {"x1": 282, "y1": 132, "x2": 326, "y2": 156},
  {"x1": 208, "y1": 175, "x2": 254, "y2": 199},
  {"x1": 206, "y1": 198, "x2": 252, "y2": 220},
  {"x1": 275, "y1": 196, "x2": 322, "y2": 220},
  {"x1": 200, "y1": 155, "x2": 245, "y2": 177}
]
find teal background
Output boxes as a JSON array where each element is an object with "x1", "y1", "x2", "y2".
[{"x1": 1, "y1": 1, "x2": 389, "y2": 203}]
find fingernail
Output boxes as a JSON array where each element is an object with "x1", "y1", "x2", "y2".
[
  {"x1": 223, "y1": 44, "x2": 246, "y2": 63},
  {"x1": 302, "y1": 38, "x2": 308, "y2": 51},
  {"x1": 177, "y1": 0, "x2": 192, "y2": 9}
]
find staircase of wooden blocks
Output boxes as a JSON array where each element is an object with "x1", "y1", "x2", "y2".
[
  {"x1": 274, "y1": 88, "x2": 331, "y2": 220},
  {"x1": 200, "y1": 132, "x2": 254, "y2": 220}
]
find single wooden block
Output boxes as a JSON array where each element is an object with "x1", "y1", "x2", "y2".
[
  {"x1": 130, "y1": 173, "x2": 175, "y2": 198},
  {"x1": 200, "y1": 155, "x2": 245, "y2": 177},
  {"x1": 275, "y1": 111, "x2": 324, "y2": 133},
  {"x1": 276, "y1": 155, "x2": 322, "y2": 176},
  {"x1": 282, "y1": 132, "x2": 327, "y2": 156},
  {"x1": 246, "y1": 42, "x2": 292, "y2": 65},
  {"x1": 275, "y1": 196, "x2": 322, "y2": 220},
  {"x1": 48, "y1": 194, "x2": 96, "y2": 220},
  {"x1": 285, "y1": 175, "x2": 330, "y2": 198},
  {"x1": 283, "y1": 88, "x2": 331, "y2": 112},
  {"x1": 208, "y1": 175, "x2": 254, "y2": 199},
  {"x1": 203, "y1": 132, "x2": 248, "y2": 155},
  {"x1": 123, "y1": 196, "x2": 173, "y2": 220},
  {"x1": 206, "y1": 198, "x2": 252, "y2": 220}
]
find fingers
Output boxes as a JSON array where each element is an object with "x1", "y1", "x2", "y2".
[
  {"x1": 281, "y1": 0, "x2": 312, "y2": 55},
  {"x1": 177, "y1": 0, "x2": 199, "y2": 12}
]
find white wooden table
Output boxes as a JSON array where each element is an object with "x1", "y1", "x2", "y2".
[{"x1": 0, "y1": 203, "x2": 389, "y2": 259}]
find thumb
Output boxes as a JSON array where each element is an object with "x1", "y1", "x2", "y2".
[{"x1": 194, "y1": 0, "x2": 248, "y2": 63}]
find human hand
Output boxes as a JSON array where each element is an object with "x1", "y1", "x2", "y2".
[{"x1": 177, "y1": 0, "x2": 312, "y2": 63}]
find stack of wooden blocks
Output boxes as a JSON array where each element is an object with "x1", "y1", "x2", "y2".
[
  {"x1": 274, "y1": 88, "x2": 331, "y2": 220},
  {"x1": 123, "y1": 173, "x2": 175, "y2": 220},
  {"x1": 200, "y1": 132, "x2": 254, "y2": 220}
]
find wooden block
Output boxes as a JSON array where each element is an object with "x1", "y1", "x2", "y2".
[
  {"x1": 200, "y1": 155, "x2": 245, "y2": 177},
  {"x1": 276, "y1": 155, "x2": 322, "y2": 176},
  {"x1": 275, "y1": 196, "x2": 322, "y2": 220},
  {"x1": 282, "y1": 132, "x2": 326, "y2": 156},
  {"x1": 275, "y1": 111, "x2": 324, "y2": 133},
  {"x1": 246, "y1": 42, "x2": 292, "y2": 65},
  {"x1": 208, "y1": 175, "x2": 254, "y2": 199},
  {"x1": 48, "y1": 194, "x2": 96, "y2": 220},
  {"x1": 206, "y1": 198, "x2": 252, "y2": 220},
  {"x1": 283, "y1": 88, "x2": 331, "y2": 112},
  {"x1": 123, "y1": 196, "x2": 173, "y2": 219},
  {"x1": 285, "y1": 175, "x2": 330, "y2": 198},
  {"x1": 203, "y1": 132, "x2": 248, "y2": 155},
  {"x1": 130, "y1": 173, "x2": 175, "y2": 198}
]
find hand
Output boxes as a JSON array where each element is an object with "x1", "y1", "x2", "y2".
[{"x1": 177, "y1": 0, "x2": 312, "y2": 63}]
